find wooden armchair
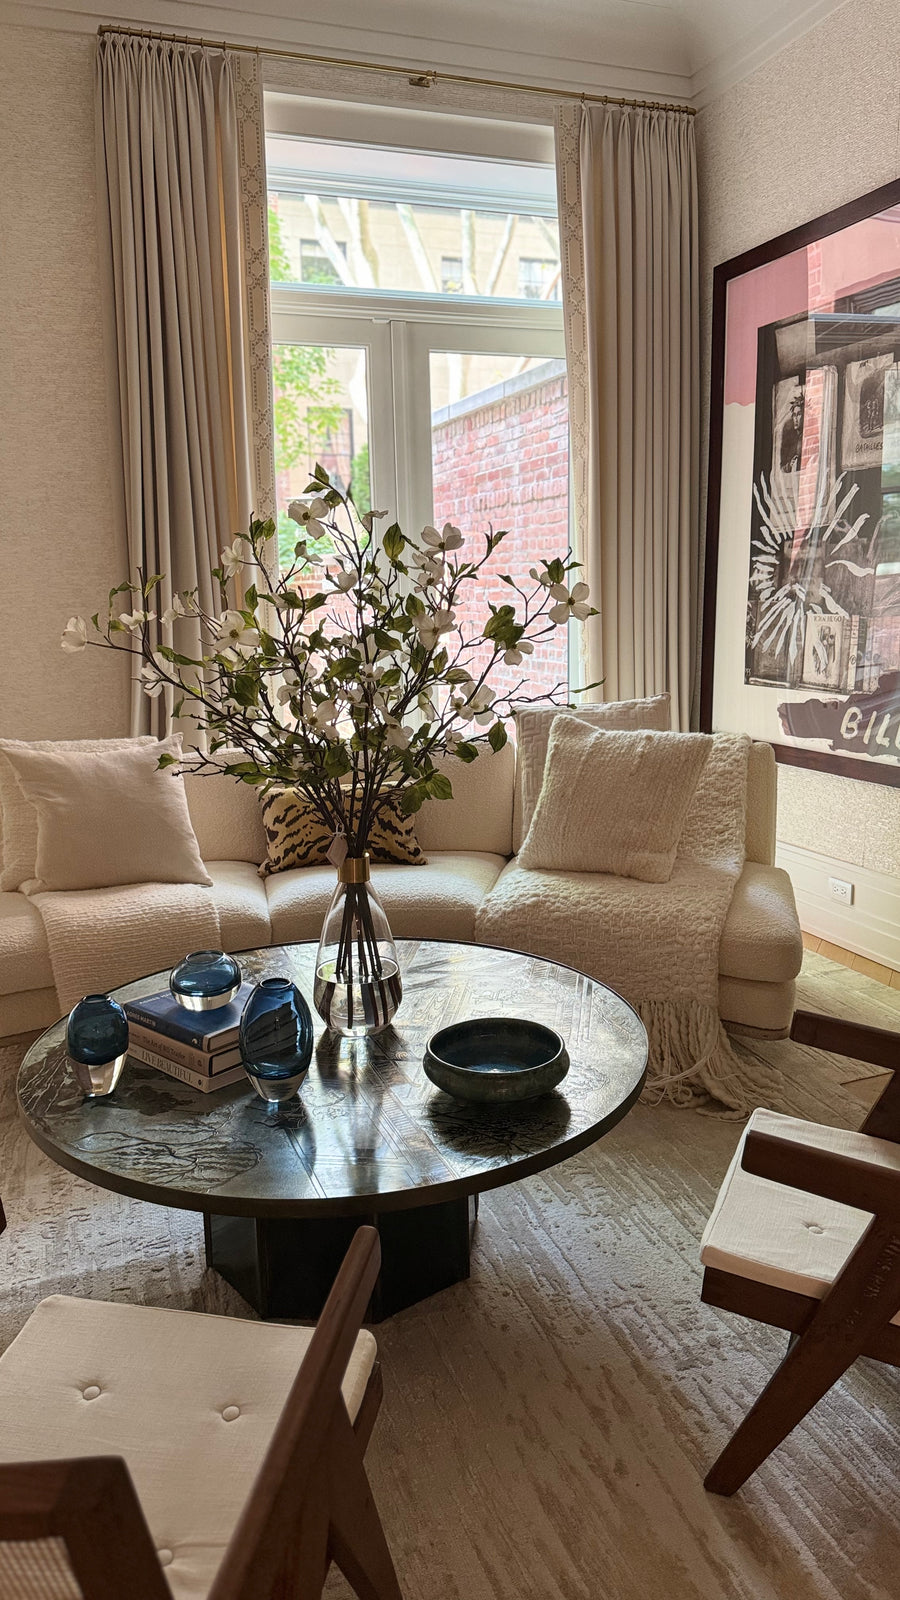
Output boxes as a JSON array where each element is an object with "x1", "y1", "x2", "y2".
[
  {"x1": 700, "y1": 1010, "x2": 900, "y2": 1495},
  {"x1": 0, "y1": 1214, "x2": 402, "y2": 1599}
]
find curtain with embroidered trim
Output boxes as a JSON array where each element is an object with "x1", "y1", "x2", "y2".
[
  {"x1": 555, "y1": 103, "x2": 699, "y2": 730},
  {"x1": 97, "y1": 34, "x2": 274, "y2": 737}
]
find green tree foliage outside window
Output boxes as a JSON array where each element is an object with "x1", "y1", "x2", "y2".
[{"x1": 269, "y1": 203, "x2": 347, "y2": 567}]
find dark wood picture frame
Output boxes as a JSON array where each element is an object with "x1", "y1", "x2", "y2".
[{"x1": 701, "y1": 175, "x2": 900, "y2": 788}]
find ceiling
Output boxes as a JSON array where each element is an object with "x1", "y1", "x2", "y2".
[{"x1": 1, "y1": 0, "x2": 853, "y2": 104}]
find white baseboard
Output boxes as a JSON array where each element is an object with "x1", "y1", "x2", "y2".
[{"x1": 775, "y1": 841, "x2": 900, "y2": 971}]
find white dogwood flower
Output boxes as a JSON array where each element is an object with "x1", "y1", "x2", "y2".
[
  {"x1": 331, "y1": 567, "x2": 356, "y2": 593},
  {"x1": 385, "y1": 722, "x2": 414, "y2": 751},
  {"x1": 217, "y1": 610, "x2": 259, "y2": 655},
  {"x1": 220, "y1": 538, "x2": 244, "y2": 580},
  {"x1": 529, "y1": 566, "x2": 553, "y2": 588},
  {"x1": 160, "y1": 595, "x2": 186, "y2": 626},
  {"x1": 421, "y1": 522, "x2": 464, "y2": 553},
  {"x1": 503, "y1": 639, "x2": 534, "y2": 666},
  {"x1": 413, "y1": 608, "x2": 455, "y2": 650},
  {"x1": 549, "y1": 582, "x2": 592, "y2": 624},
  {"x1": 288, "y1": 497, "x2": 329, "y2": 541},
  {"x1": 61, "y1": 616, "x2": 88, "y2": 653},
  {"x1": 119, "y1": 609, "x2": 156, "y2": 630},
  {"x1": 139, "y1": 663, "x2": 165, "y2": 699}
]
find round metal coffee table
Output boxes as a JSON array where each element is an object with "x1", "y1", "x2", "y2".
[{"x1": 18, "y1": 940, "x2": 647, "y2": 1320}]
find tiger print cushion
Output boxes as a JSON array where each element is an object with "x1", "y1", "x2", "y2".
[{"x1": 258, "y1": 788, "x2": 426, "y2": 877}]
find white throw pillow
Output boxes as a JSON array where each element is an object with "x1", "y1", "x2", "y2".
[
  {"x1": 518, "y1": 717, "x2": 712, "y2": 882},
  {"x1": 0, "y1": 736, "x2": 212, "y2": 892},
  {"x1": 0, "y1": 735, "x2": 155, "y2": 891},
  {"x1": 512, "y1": 694, "x2": 671, "y2": 849}
]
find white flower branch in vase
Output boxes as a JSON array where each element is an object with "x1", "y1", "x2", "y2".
[{"x1": 62, "y1": 466, "x2": 598, "y2": 1037}]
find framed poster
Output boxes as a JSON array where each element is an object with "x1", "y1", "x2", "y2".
[{"x1": 702, "y1": 177, "x2": 900, "y2": 786}]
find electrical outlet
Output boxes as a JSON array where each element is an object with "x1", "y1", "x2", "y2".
[{"x1": 828, "y1": 877, "x2": 854, "y2": 906}]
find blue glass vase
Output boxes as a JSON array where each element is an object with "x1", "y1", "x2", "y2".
[
  {"x1": 239, "y1": 977, "x2": 314, "y2": 1104},
  {"x1": 66, "y1": 993, "x2": 129, "y2": 1097},
  {"x1": 170, "y1": 950, "x2": 241, "y2": 1011}
]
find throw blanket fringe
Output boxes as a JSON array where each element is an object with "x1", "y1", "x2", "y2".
[
  {"x1": 638, "y1": 999, "x2": 779, "y2": 1119},
  {"x1": 32, "y1": 883, "x2": 221, "y2": 1012}
]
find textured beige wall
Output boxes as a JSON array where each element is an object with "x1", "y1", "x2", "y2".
[
  {"x1": 0, "y1": 24, "x2": 129, "y2": 740},
  {"x1": 696, "y1": 0, "x2": 900, "y2": 879}
]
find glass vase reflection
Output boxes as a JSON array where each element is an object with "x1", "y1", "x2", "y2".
[
  {"x1": 314, "y1": 856, "x2": 402, "y2": 1038},
  {"x1": 66, "y1": 993, "x2": 129, "y2": 1097},
  {"x1": 239, "y1": 977, "x2": 314, "y2": 1104},
  {"x1": 170, "y1": 950, "x2": 241, "y2": 1011}
]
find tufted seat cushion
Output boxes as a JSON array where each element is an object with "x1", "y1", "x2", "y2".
[
  {"x1": 700, "y1": 1107, "x2": 900, "y2": 1317},
  {"x1": 718, "y1": 863, "x2": 803, "y2": 984},
  {"x1": 265, "y1": 851, "x2": 507, "y2": 945},
  {"x1": 0, "y1": 1294, "x2": 376, "y2": 1600}
]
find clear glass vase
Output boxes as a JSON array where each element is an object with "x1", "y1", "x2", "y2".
[{"x1": 314, "y1": 855, "x2": 402, "y2": 1038}]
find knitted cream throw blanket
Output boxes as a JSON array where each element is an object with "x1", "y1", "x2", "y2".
[
  {"x1": 32, "y1": 883, "x2": 221, "y2": 1012},
  {"x1": 476, "y1": 732, "x2": 772, "y2": 1116}
]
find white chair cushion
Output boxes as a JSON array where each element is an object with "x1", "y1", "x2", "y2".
[
  {"x1": 0, "y1": 1295, "x2": 376, "y2": 1600},
  {"x1": 414, "y1": 743, "x2": 515, "y2": 857},
  {"x1": 0, "y1": 890, "x2": 52, "y2": 993},
  {"x1": 700, "y1": 1107, "x2": 900, "y2": 1320},
  {"x1": 182, "y1": 758, "x2": 267, "y2": 865},
  {"x1": 718, "y1": 863, "x2": 803, "y2": 984},
  {"x1": 265, "y1": 851, "x2": 507, "y2": 945}
]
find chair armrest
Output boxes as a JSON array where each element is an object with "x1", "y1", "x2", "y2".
[
  {"x1": 0, "y1": 1457, "x2": 170, "y2": 1600},
  {"x1": 790, "y1": 1011, "x2": 900, "y2": 1141},
  {"x1": 741, "y1": 1129, "x2": 900, "y2": 1217}
]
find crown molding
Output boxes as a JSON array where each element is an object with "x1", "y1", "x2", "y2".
[
  {"x1": 690, "y1": 0, "x2": 853, "y2": 109},
  {"x1": 0, "y1": 0, "x2": 694, "y2": 101}
]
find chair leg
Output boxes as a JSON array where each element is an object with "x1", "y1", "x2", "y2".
[
  {"x1": 327, "y1": 1407, "x2": 403, "y2": 1600},
  {"x1": 705, "y1": 1326, "x2": 864, "y2": 1495}
]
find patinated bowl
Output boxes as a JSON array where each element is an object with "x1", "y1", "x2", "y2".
[{"x1": 423, "y1": 1016, "x2": 569, "y2": 1103}]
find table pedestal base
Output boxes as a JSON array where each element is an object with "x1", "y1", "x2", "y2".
[{"x1": 204, "y1": 1196, "x2": 474, "y2": 1322}]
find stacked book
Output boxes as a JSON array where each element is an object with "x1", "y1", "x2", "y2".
[{"x1": 124, "y1": 983, "x2": 254, "y2": 1093}]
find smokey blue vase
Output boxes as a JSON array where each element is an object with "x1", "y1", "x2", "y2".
[
  {"x1": 170, "y1": 950, "x2": 241, "y2": 1011},
  {"x1": 66, "y1": 993, "x2": 129, "y2": 1097},
  {"x1": 239, "y1": 977, "x2": 314, "y2": 1104}
]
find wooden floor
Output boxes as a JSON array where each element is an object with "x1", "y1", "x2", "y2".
[{"x1": 2, "y1": 951, "x2": 899, "y2": 1600}]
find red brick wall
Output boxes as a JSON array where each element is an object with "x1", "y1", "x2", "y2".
[{"x1": 431, "y1": 367, "x2": 570, "y2": 703}]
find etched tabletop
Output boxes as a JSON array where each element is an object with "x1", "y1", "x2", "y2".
[{"x1": 18, "y1": 941, "x2": 648, "y2": 1221}]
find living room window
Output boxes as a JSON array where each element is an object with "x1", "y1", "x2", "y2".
[{"x1": 265, "y1": 97, "x2": 570, "y2": 700}]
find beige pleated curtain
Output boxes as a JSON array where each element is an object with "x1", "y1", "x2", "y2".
[
  {"x1": 555, "y1": 103, "x2": 699, "y2": 730},
  {"x1": 97, "y1": 33, "x2": 274, "y2": 735}
]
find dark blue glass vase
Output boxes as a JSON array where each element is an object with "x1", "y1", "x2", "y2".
[
  {"x1": 170, "y1": 950, "x2": 241, "y2": 1011},
  {"x1": 239, "y1": 978, "x2": 314, "y2": 1104},
  {"x1": 66, "y1": 993, "x2": 129, "y2": 1097}
]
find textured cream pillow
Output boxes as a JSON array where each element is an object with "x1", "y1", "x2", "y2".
[
  {"x1": 1, "y1": 736, "x2": 212, "y2": 892},
  {"x1": 0, "y1": 736, "x2": 155, "y2": 891},
  {"x1": 518, "y1": 717, "x2": 712, "y2": 882},
  {"x1": 512, "y1": 695, "x2": 671, "y2": 849}
]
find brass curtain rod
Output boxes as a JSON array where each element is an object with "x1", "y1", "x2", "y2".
[{"x1": 96, "y1": 24, "x2": 696, "y2": 116}]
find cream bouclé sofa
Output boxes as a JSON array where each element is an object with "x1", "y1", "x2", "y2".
[{"x1": 0, "y1": 737, "x2": 803, "y2": 1040}]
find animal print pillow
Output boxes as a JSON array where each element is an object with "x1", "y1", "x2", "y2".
[{"x1": 258, "y1": 788, "x2": 426, "y2": 877}]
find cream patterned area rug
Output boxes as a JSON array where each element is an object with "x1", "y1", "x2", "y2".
[{"x1": 2, "y1": 951, "x2": 899, "y2": 1600}]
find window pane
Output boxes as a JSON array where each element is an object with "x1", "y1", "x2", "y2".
[
  {"x1": 272, "y1": 342, "x2": 370, "y2": 570},
  {"x1": 267, "y1": 141, "x2": 560, "y2": 302},
  {"x1": 430, "y1": 352, "x2": 570, "y2": 700}
]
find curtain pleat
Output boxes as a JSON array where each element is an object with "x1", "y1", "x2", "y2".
[
  {"x1": 556, "y1": 103, "x2": 699, "y2": 729},
  {"x1": 97, "y1": 35, "x2": 273, "y2": 737}
]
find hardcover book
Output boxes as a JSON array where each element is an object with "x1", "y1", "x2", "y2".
[
  {"x1": 127, "y1": 1043, "x2": 246, "y2": 1094},
  {"x1": 123, "y1": 982, "x2": 253, "y2": 1051},
  {"x1": 126, "y1": 1022, "x2": 242, "y2": 1074}
]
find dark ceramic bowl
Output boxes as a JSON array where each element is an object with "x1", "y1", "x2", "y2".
[{"x1": 423, "y1": 1016, "x2": 569, "y2": 1104}]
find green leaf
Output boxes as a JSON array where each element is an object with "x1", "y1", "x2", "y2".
[
  {"x1": 399, "y1": 784, "x2": 425, "y2": 815},
  {"x1": 157, "y1": 752, "x2": 179, "y2": 769},
  {"x1": 383, "y1": 525, "x2": 406, "y2": 563},
  {"x1": 426, "y1": 772, "x2": 453, "y2": 800},
  {"x1": 313, "y1": 462, "x2": 331, "y2": 485},
  {"x1": 454, "y1": 741, "x2": 478, "y2": 764},
  {"x1": 244, "y1": 584, "x2": 258, "y2": 612},
  {"x1": 90, "y1": 613, "x2": 99, "y2": 631},
  {"x1": 142, "y1": 573, "x2": 164, "y2": 596},
  {"x1": 488, "y1": 722, "x2": 508, "y2": 752}
]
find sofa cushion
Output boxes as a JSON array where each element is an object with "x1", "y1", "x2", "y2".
[
  {"x1": 0, "y1": 1294, "x2": 376, "y2": 1600},
  {"x1": 206, "y1": 861, "x2": 272, "y2": 952},
  {"x1": 415, "y1": 743, "x2": 515, "y2": 858},
  {"x1": 512, "y1": 696, "x2": 671, "y2": 850},
  {"x1": 0, "y1": 736, "x2": 155, "y2": 891},
  {"x1": 719, "y1": 975, "x2": 795, "y2": 1037},
  {"x1": 719, "y1": 863, "x2": 803, "y2": 984},
  {"x1": 182, "y1": 760, "x2": 267, "y2": 865},
  {"x1": 700, "y1": 1107, "x2": 900, "y2": 1319},
  {"x1": 266, "y1": 852, "x2": 506, "y2": 945},
  {"x1": 0, "y1": 891, "x2": 52, "y2": 993}
]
